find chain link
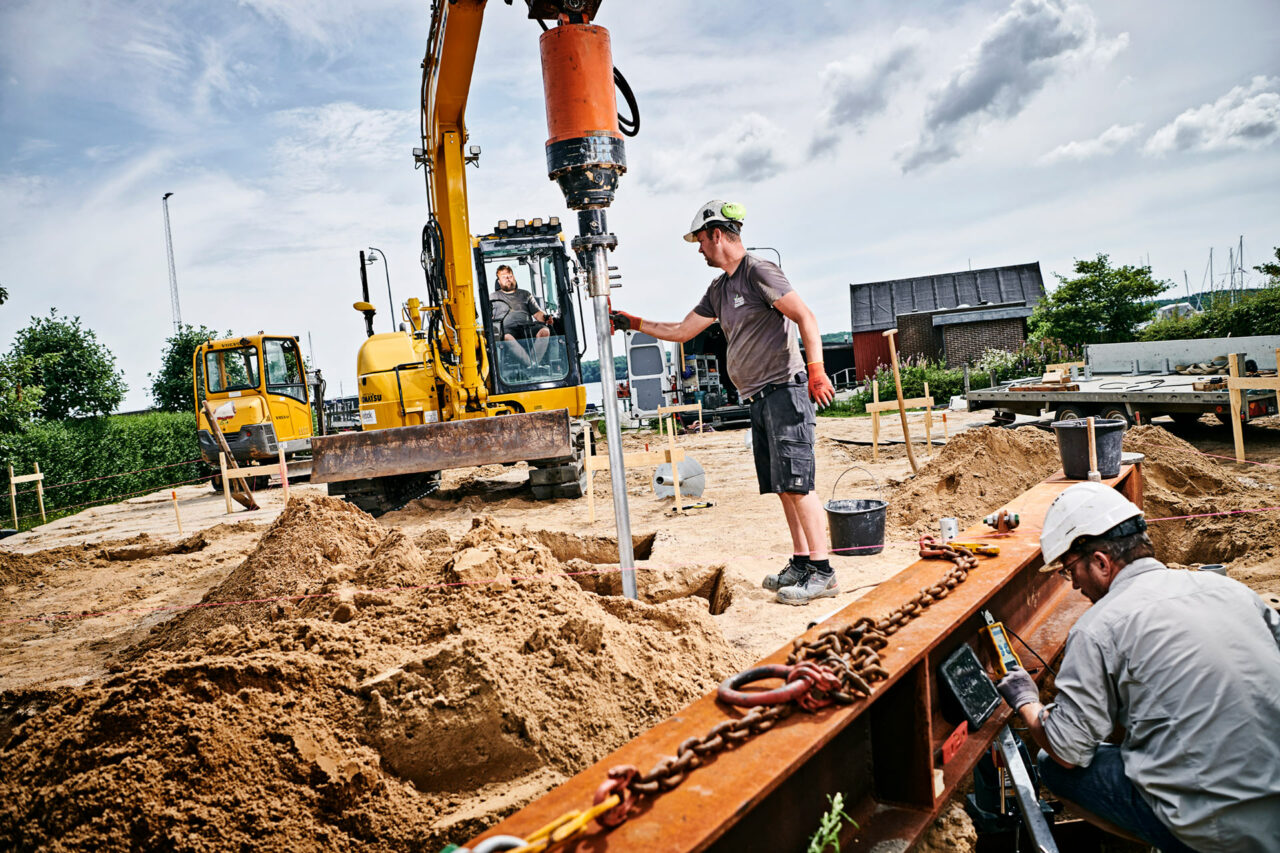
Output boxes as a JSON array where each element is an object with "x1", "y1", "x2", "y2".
[{"x1": 493, "y1": 535, "x2": 984, "y2": 850}]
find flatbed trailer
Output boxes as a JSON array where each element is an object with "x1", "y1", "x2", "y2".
[{"x1": 966, "y1": 335, "x2": 1280, "y2": 426}]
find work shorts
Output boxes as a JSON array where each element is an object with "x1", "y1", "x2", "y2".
[{"x1": 749, "y1": 373, "x2": 816, "y2": 495}]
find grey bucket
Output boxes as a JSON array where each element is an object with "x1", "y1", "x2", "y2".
[
  {"x1": 1050, "y1": 417, "x2": 1125, "y2": 480},
  {"x1": 826, "y1": 466, "x2": 887, "y2": 557}
]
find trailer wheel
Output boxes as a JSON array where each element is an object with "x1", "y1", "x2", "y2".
[
  {"x1": 1098, "y1": 406, "x2": 1132, "y2": 428},
  {"x1": 1054, "y1": 404, "x2": 1089, "y2": 422}
]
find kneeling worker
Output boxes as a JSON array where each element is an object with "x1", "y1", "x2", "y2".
[
  {"x1": 996, "y1": 481, "x2": 1280, "y2": 852},
  {"x1": 609, "y1": 200, "x2": 836, "y2": 604}
]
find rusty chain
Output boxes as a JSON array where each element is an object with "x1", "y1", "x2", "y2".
[{"x1": 475, "y1": 536, "x2": 985, "y2": 850}]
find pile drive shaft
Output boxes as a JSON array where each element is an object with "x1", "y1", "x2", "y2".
[{"x1": 539, "y1": 9, "x2": 637, "y2": 599}]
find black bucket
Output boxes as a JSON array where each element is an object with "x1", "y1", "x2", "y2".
[
  {"x1": 1051, "y1": 417, "x2": 1125, "y2": 480},
  {"x1": 825, "y1": 466, "x2": 887, "y2": 557}
]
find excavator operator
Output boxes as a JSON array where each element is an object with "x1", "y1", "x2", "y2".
[{"x1": 492, "y1": 264, "x2": 554, "y2": 367}]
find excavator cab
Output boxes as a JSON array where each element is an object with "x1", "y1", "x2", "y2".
[
  {"x1": 193, "y1": 334, "x2": 319, "y2": 472},
  {"x1": 474, "y1": 218, "x2": 585, "y2": 398}
]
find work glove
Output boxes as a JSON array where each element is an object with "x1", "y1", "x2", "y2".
[
  {"x1": 610, "y1": 310, "x2": 642, "y2": 333},
  {"x1": 995, "y1": 667, "x2": 1039, "y2": 711},
  {"x1": 807, "y1": 363, "x2": 835, "y2": 407}
]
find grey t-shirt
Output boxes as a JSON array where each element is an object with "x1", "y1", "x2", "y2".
[
  {"x1": 1044, "y1": 558, "x2": 1280, "y2": 852},
  {"x1": 692, "y1": 256, "x2": 805, "y2": 399},
  {"x1": 492, "y1": 288, "x2": 541, "y2": 330}
]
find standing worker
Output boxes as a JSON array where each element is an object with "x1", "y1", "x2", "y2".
[
  {"x1": 610, "y1": 200, "x2": 836, "y2": 605},
  {"x1": 995, "y1": 482, "x2": 1280, "y2": 852}
]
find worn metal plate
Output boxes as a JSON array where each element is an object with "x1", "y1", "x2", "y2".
[{"x1": 309, "y1": 409, "x2": 571, "y2": 483}]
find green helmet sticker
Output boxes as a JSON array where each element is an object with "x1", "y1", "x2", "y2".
[{"x1": 720, "y1": 202, "x2": 745, "y2": 222}]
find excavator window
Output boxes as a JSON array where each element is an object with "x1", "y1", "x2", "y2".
[
  {"x1": 205, "y1": 346, "x2": 260, "y2": 394},
  {"x1": 263, "y1": 338, "x2": 308, "y2": 403},
  {"x1": 482, "y1": 253, "x2": 571, "y2": 387}
]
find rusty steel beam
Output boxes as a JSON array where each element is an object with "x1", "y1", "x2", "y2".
[
  {"x1": 309, "y1": 409, "x2": 572, "y2": 483},
  {"x1": 468, "y1": 463, "x2": 1145, "y2": 852}
]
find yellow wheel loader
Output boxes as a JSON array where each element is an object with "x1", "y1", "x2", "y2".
[{"x1": 194, "y1": 334, "x2": 325, "y2": 490}]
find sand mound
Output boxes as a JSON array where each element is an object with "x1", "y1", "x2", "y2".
[
  {"x1": 1, "y1": 501, "x2": 750, "y2": 851},
  {"x1": 887, "y1": 427, "x2": 1062, "y2": 535},
  {"x1": 0, "y1": 523, "x2": 256, "y2": 586},
  {"x1": 1123, "y1": 426, "x2": 1280, "y2": 567}
]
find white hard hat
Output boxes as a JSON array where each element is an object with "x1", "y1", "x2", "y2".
[
  {"x1": 1039, "y1": 482, "x2": 1145, "y2": 567},
  {"x1": 683, "y1": 199, "x2": 745, "y2": 242}
]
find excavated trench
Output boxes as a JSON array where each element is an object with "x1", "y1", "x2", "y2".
[{"x1": 527, "y1": 529, "x2": 732, "y2": 615}]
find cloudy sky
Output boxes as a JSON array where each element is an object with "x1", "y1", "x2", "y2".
[{"x1": 2, "y1": 0, "x2": 1278, "y2": 409}]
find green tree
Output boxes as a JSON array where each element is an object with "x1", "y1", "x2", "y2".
[
  {"x1": 1028, "y1": 254, "x2": 1167, "y2": 347},
  {"x1": 7, "y1": 310, "x2": 127, "y2": 419},
  {"x1": 0, "y1": 284, "x2": 9, "y2": 305},
  {"x1": 149, "y1": 324, "x2": 228, "y2": 412},
  {"x1": 0, "y1": 352, "x2": 49, "y2": 432},
  {"x1": 1254, "y1": 246, "x2": 1280, "y2": 280}
]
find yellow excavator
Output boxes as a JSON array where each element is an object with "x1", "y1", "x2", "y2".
[
  {"x1": 193, "y1": 334, "x2": 325, "y2": 489},
  {"x1": 311, "y1": 0, "x2": 637, "y2": 521}
]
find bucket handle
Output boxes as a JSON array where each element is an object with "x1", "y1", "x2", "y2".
[{"x1": 831, "y1": 465, "x2": 884, "y2": 504}]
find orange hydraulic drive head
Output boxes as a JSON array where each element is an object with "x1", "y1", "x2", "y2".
[{"x1": 540, "y1": 20, "x2": 626, "y2": 210}]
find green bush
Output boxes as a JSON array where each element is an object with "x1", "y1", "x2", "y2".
[
  {"x1": 0, "y1": 412, "x2": 203, "y2": 530},
  {"x1": 1139, "y1": 283, "x2": 1280, "y2": 341}
]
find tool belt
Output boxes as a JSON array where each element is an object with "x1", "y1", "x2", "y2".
[{"x1": 744, "y1": 372, "x2": 807, "y2": 405}]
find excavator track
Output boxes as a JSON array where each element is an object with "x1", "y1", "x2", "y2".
[
  {"x1": 325, "y1": 471, "x2": 442, "y2": 517},
  {"x1": 527, "y1": 422, "x2": 586, "y2": 500}
]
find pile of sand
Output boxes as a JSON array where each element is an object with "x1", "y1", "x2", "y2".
[
  {"x1": 1123, "y1": 425, "x2": 1280, "y2": 570},
  {"x1": 1, "y1": 495, "x2": 751, "y2": 851},
  {"x1": 886, "y1": 427, "x2": 1062, "y2": 535}
]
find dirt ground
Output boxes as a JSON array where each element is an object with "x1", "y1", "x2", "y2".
[{"x1": 3, "y1": 410, "x2": 1279, "y2": 851}]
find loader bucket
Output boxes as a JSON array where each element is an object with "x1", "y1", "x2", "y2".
[{"x1": 309, "y1": 409, "x2": 573, "y2": 484}]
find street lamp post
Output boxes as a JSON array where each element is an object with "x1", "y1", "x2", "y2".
[
  {"x1": 747, "y1": 245, "x2": 782, "y2": 268},
  {"x1": 161, "y1": 192, "x2": 182, "y2": 333},
  {"x1": 365, "y1": 247, "x2": 395, "y2": 331}
]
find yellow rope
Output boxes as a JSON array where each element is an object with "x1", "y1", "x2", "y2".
[{"x1": 507, "y1": 794, "x2": 622, "y2": 853}]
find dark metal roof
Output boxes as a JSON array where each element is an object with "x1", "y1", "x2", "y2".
[{"x1": 848, "y1": 262, "x2": 1045, "y2": 334}]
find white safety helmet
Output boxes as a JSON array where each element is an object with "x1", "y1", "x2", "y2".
[
  {"x1": 1039, "y1": 482, "x2": 1145, "y2": 567},
  {"x1": 683, "y1": 199, "x2": 745, "y2": 242}
]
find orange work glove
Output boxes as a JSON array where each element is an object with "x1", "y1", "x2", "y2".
[
  {"x1": 807, "y1": 362, "x2": 835, "y2": 407},
  {"x1": 609, "y1": 310, "x2": 642, "y2": 333}
]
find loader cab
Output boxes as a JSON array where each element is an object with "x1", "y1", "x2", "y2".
[
  {"x1": 193, "y1": 334, "x2": 315, "y2": 466},
  {"x1": 474, "y1": 218, "x2": 584, "y2": 397}
]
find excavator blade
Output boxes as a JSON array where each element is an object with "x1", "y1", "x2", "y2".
[{"x1": 309, "y1": 409, "x2": 573, "y2": 483}]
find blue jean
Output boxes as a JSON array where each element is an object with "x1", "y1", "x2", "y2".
[{"x1": 1037, "y1": 745, "x2": 1198, "y2": 853}]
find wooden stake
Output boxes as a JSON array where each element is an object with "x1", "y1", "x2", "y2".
[
  {"x1": 872, "y1": 382, "x2": 880, "y2": 462},
  {"x1": 1228, "y1": 353, "x2": 1245, "y2": 463},
  {"x1": 220, "y1": 452, "x2": 233, "y2": 514},
  {"x1": 667, "y1": 417, "x2": 681, "y2": 514},
  {"x1": 882, "y1": 329, "x2": 919, "y2": 474},
  {"x1": 278, "y1": 447, "x2": 290, "y2": 503},
  {"x1": 8, "y1": 465, "x2": 16, "y2": 530},
  {"x1": 171, "y1": 490, "x2": 183, "y2": 535},
  {"x1": 201, "y1": 400, "x2": 258, "y2": 510},
  {"x1": 943, "y1": 411, "x2": 949, "y2": 440},
  {"x1": 923, "y1": 382, "x2": 933, "y2": 457}
]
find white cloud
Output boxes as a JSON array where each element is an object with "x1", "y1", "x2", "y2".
[
  {"x1": 1039, "y1": 122, "x2": 1142, "y2": 163},
  {"x1": 269, "y1": 102, "x2": 417, "y2": 192},
  {"x1": 810, "y1": 27, "x2": 926, "y2": 157},
  {"x1": 642, "y1": 113, "x2": 790, "y2": 193},
  {"x1": 900, "y1": 0, "x2": 1128, "y2": 172},
  {"x1": 1144, "y1": 76, "x2": 1280, "y2": 156}
]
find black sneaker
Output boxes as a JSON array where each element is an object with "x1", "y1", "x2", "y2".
[
  {"x1": 777, "y1": 569, "x2": 839, "y2": 606},
  {"x1": 763, "y1": 556, "x2": 809, "y2": 591}
]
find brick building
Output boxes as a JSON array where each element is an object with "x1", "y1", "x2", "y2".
[{"x1": 848, "y1": 263, "x2": 1045, "y2": 378}]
